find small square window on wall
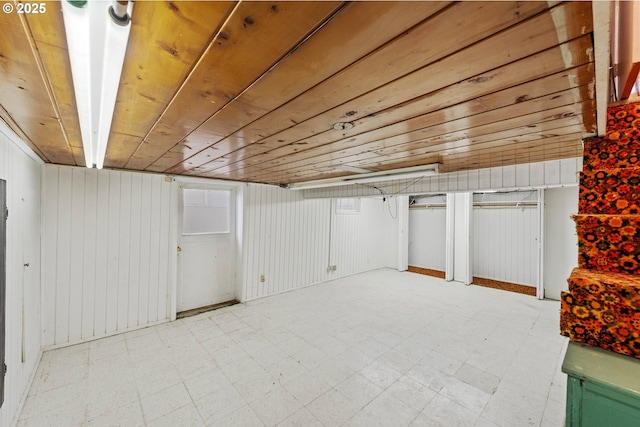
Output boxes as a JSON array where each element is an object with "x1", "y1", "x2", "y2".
[
  {"x1": 182, "y1": 189, "x2": 230, "y2": 234},
  {"x1": 336, "y1": 198, "x2": 361, "y2": 214}
]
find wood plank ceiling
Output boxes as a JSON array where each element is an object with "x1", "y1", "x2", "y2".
[{"x1": 0, "y1": 1, "x2": 597, "y2": 186}]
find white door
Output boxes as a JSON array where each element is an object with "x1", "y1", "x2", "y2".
[
  {"x1": 543, "y1": 186, "x2": 578, "y2": 300},
  {"x1": 177, "y1": 187, "x2": 235, "y2": 312}
]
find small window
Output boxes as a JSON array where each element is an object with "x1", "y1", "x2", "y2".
[
  {"x1": 182, "y1": 189, "x2": 230, "y2": 234},
  {"x1": 336, "y1": 198, "x2": 361, "y2": 214}
]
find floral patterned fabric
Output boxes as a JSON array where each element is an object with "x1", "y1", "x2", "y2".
[
  {"x1": 606, "y1": 103, "x2": 640, "y2": 137},
  {"x1": 574, "y1": 214, "x2": 640, "y2": 275},
  {"x1": 579, "y1": 169, "x2": 640, "y2": 215},
  {"x1": 562, "y1": 102, "x2": 640, "y2": 359},
  {"x1": 560, "y1": 268, "x2": 640, "y2": 359},
  {"x1": 583, "y1": 136, "x2": 640, "y2": 171}
]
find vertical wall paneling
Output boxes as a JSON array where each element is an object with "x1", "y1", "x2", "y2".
[
  {"x1": 397, "y1": 196, "x2": 409, "y2": 271},
  {"x1": 81, "y1": 170, "x2": 97, "y2": 340},
  {"x1": 445, "y1": 194, "x2": 455, "y2": 281},
  {"x1": 408, "y1": 195, "x2": 447, "y2": 271},
  {"x1": 302, "y1": 158, "x2": 583, "y2": 199},
  {"x1": 93, "y1": 172, "x2": 110, "y2": 336},
  {"x1": 543, "y1": 186, "x2": 579, "y2": 300},
  {"x1": 0, "y1": 122, "x2": 43, "y2": 427},
  {"x1": 54, "y1": 168, "x2": 72, "y2": 344},
  {"x1": 452, "y1": 193, "x2": 473, "y2": 285},
  {"x1": 68, "y1": 168, "x2": 85, "y2": 342},
  {"x1": 128, "y1": 174, "x2": 142, "y2": 326},
  {"x1": 42, "y1": 166, "x2": 175, "y2": 347},
  {"x1": 117, "y1": 174, "x2": 132, "y2": 330},
  {"x1": 241, "y1": 184, "x2": 398, "y2": 302},
  {"x1": 472, "y1": 191, "x2": 539, "y2": 286},
  {"x1": 537, "y1": 189, "x2": 545, "y2": 299}
]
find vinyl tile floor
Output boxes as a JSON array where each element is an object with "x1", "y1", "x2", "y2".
[{"x1": 18, "y1": 269, "x2": 568, "y2": 426}]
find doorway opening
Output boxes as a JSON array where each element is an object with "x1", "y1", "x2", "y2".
[{"x1": 177, "y1": 187, "x2": 237, "y2": 315}]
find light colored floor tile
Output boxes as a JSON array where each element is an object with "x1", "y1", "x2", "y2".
[
  {"x1": 335, "y1": 373, "x2": 384, "y2": 409},
  {"x1": 184, "y1": 368, "x2": 231, "y2": 401},
  {"x1": 282, "y1": 371, "x2": 331, "y2": 406},
  {"x1": 413, "y1": 394, "x2": 480, "y2": 427},
  {"x1": 480, "y1": 379, "x2": 547, "y2": 427},
  {"x1": 209, "y1": 405, "x2": 264, "y2": 427},
  {"x1": 383, "y1": 375, "x2": 437, "y2": 412},
  {"x1": 195, "y1": 383, "x2": 247, "y2": 424},
  {"x1": 88, "y1": 400, "x2": 145, "y2": 426},
  {"x1": 20, "y1": 270, "x2": 567, "y2": 427},
  {"x1": 233, "y1": 368, "x2": 278, "y2": 403},
  {"x1": 359, "y1": 359, "x2": 403, "y2": 389},
  {"x1": 136, "y1": 365, "x2": 182, "y2": 397},
  {"x1": 306, "y1": 388, "x2": 362, "y2": 426},
  {"x1": 454, "y1": 363, "x2": 501, "y2": 395},
  {"x1": 541, "y1": 397, "x2": 566, "y2": 427},
  {"x1": 147, "y1": 403, "x2": 205, "y2": 427},
  {"x1": 141, "y1": 382, "x2": 193, "y2": 422},
  {"x1": 347, "y1": 391, "x2": 419, "y2": 427},
  {"x1": 249, "y1": 385, "x2": 302, "y2": 426},
  {"x1": 439, "y1": 376, "x2": 492, "y2": 413},
  {"x1": 276, "y1": 407, "x2": 322, "y2": 426}
]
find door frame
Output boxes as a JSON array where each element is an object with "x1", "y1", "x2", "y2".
[{"x1": 169, "y1": 177, "x2": 243, "y2": 319}]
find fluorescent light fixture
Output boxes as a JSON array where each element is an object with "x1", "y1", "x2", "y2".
[
  {"x1": 288, "y1": 164, "x2": 440, "y2": 190},
  {"x1": 62, "y1": 0, "x2": 133, "y2": 169},
  {"x1": 62, "y1": 1, "x2": 93, "y2": 167}
]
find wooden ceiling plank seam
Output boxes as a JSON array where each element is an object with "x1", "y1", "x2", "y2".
[
  {"x1": 0, "y1": 9, "x2": 75, "y2": 164},
  {"x1": 245, "y1": 89, "x2": 596, "y2": 179},
  {"x1": 23, "y1": 3, "x2": 86, "y2": 166},
  {"x1": 106, "y1": 1, "x2": 240, "y2": 168},
  {"x1": 147, "y1": 1, "x2": 451, "y2": 174},
  {"x1": 369, "y1": 102, "x2": 594, "y2": 156},
  {"x1": 19, "y1": 10, "x2": 78, "y2": 165},
  {"x1": 251, "y1": 119, "x2": 588, "y2": 180},
  {"x1": 124, "y1": 1, "x2": 241, "y2": 166},
  {"x1": 250, "y1": 63, "x2": 595, "y2": 169},
  {"x1": 145, "y1": 0, "x2": 351, "y2": 171},
  {"x1": 182, "y1": 1, "x2": 586, "y2": 181},
  {"x1": 365, "y1": 124, "x2": 588, "y2": 171},
  {"x1": 245, "y1": 81, "x2": 594, "y2": 171},
  {"x1": 151, "y1": 1, "x2": 456, "y2": 173},
  {"x1": 240, "y1": 97, "x2": 594, "y2": 177},
  {"x1": 196, "y1": 36, "x2": 595, "y2": 179},
  {"x1": 160, "y1": 1, "x2": 555, "y2": 174},
  {"x1": 134, "y1": 1, "x2": 346, "y2": 170}
]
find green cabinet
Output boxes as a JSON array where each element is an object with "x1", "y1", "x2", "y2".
[{"x1": 562, "y1": 342, "x2": 640, "y2": 427}]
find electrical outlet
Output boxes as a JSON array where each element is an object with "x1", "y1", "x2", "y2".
[
  {"x1": 329, "y1": 265, "x2": 337, "y2": 272},
  {"x1": 260, "y1": 274, "x2": 265, "y2": 282}
]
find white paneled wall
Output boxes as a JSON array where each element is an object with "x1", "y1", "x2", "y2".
[
  {"x1": 0, "y1": 124, "x2": 43, "y2": 427},
  {"x1": 472, "y1": 192, "x2": 539, "y2": 286},
  {"x1": 302, "y1": 157, "x2": 582, "y2": 199},
  {"x1": 408, "y1": 195, "x2": 447, "y2": 271},
  {"x1": 42, "y1": 166, "x2": 174, "y2": 347},
  {"x1": 241, "y1": 184, "x2": 397, "y2": 301}
]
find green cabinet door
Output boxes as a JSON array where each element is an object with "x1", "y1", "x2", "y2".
[{"x1": 563, "y1": 342, "x2": 640, "y2": 427}]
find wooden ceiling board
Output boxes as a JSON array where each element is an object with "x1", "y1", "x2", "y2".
[
  {"x1": 186, "y1": 2, "x2": 593, "y2": 182},
  {"x1": 129, "y1": 1, "x2": 344, "y2": 170},
  {"x1": 231, "y1": 81, "x2": 593, "y2": 175},
  {"x1": 240, "y1": 93, "x2": 592, "y2": 182},
  {"x1": 194, "y1": 33, "x2": 595, "y2": 180},
  {"x1": 153, "y1": 1, "x2": 452, "y2": 174},
  {"x1": 0, "y1": 10, "x2": 75, "y2": 164},
  {"x1": 165, "y1": 1, "x2": 558, "y2": 175},
  {"x1": 2, "y1": 1, "x2": 601, "y2": 187},
  {"x1": 105, "y1": 1, "x2": 237, "y2": 169},
  {"x1": 25, "y1": 2, "x2": 85, "y2": 166}
]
